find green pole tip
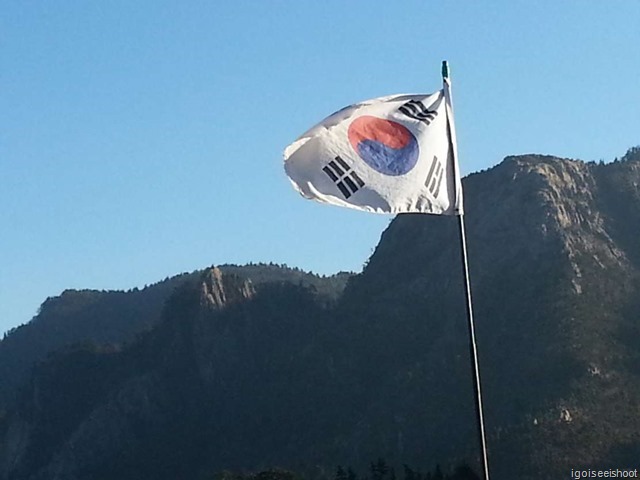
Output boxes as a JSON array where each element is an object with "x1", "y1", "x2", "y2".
[{"x1": 442, "y1": 61, "x2": 449, "y2": 79}]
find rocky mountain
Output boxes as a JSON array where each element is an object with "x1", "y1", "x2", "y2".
[
  {"x1": 1, "y1": 147, "x2": 639, "y2": 480},
  {"x1": 0, "y1": 265, "x2": 350, "y2": 409},
  {"x1": 345, "y1": 147, "x2": 640, "y2": 478}
]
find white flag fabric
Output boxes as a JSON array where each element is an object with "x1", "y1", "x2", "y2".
[{"x1": 283, "y1": 89, "x2": 463, "y2": 215}]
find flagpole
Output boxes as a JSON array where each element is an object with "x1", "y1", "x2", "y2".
[{"x1": 441, "y1": 61, "x2": 491, "y2": 480}]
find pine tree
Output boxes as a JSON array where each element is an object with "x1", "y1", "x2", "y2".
[
  {"x1": 336, "y1": 466, "x2": 348, "y2": 480},
  {"x1": 403, "y1": 464, "x2": 416, "y2": 480},
  {"x1": 432, "y1": 465, "x2": 444, "y2": 480},
  {"x1": 371, "y1": 458, "x2": 389, "y2": 480}
]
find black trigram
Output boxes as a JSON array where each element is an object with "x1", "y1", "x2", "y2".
[
  {"x1": 399, "y1": 99, "x2": 438, "y2": 124},
  {"x1": 424, "y1": 156, "x2": 444, "y2": 198},
  {"x1": 322, "y1": 156, "x2": 365, "y2": 199}
]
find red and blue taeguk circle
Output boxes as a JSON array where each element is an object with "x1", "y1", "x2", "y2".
[{"x1": 347, "y1": 116, "x2": 419, "y2": 176}]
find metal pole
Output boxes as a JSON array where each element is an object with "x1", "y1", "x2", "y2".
[{"x1": 442, "y1": 60, "x2": 491, "y2": 480}]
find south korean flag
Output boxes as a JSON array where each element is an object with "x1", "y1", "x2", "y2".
[{"x1": 283, "y1": 90, "x2": 463, "y2": 215}]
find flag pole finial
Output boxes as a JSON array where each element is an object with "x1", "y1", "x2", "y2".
[{"x1": 442, "y1": 60, "x2": 449, "y2": 80}]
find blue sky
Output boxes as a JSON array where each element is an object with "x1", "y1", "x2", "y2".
[{"x1": 2, "y1": 1, "x2": 639, "y2": 335}]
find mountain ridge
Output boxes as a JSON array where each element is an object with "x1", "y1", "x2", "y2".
[
  {"x1": 1, "y1": 147, "x2": 640, "y2": 479},
  {"x1": 0, "y1": 264, "x2": 351, "y2": 409}
]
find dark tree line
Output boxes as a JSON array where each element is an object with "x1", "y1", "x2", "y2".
[
  {"x1": 334, "y1": 458, "x2": 479, "y2": 480},
  {"x1": 209, "y1": 459, "x2": 479, "y2": 480}
]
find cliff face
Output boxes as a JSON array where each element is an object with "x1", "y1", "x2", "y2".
[
  {"x1": 1, "y1": 149, "x2": 640, "y2": 480},
  {"x1": 342, "y1": 151, "x2": 640, "y2": 477}
]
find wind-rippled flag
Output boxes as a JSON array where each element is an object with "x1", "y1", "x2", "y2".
[{"x1": 283, "y1": 89, "x2": 463, "y2": 215}]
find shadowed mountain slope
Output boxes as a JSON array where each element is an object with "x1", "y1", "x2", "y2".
[{"x1": 0, "y1": 265, "x2": 350, "y2": 409}]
